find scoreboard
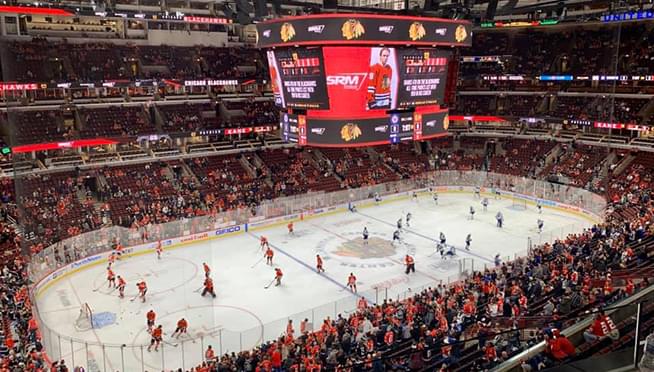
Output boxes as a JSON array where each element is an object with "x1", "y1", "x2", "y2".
[{"x1": 257, "y1": 14, "x2": 471, "y2": 147}]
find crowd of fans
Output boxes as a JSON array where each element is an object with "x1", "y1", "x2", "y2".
[
  {"x1": 3, "y1": 100, "x2": 284, "y2": 146},
  {"x1": 0, "y1": 137, "x2": 651, "y2": 371},
  {"x1": 3, "y1": 16, "x2": 654, "y2": 372},
  {"x1": 540, "y1": 143, "x2": 609, "y2": 188},
  {"x1": 461, "y1": 23, "x2": 654, "y2": 79},
  {"x1": 6, "y1": 41, "x2": 264, "y2": 83}
]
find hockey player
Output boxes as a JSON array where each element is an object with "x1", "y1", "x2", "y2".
[
  {"x1": 348, "y1": 203, "x2": 357, "y2": 213},
  {"x1": 107, "y1": 267, "x2": 116, "y2": 288},
  {"x1": 316, "y1": 254, "x2": 325, "y2": 273},
  {"x1": 412, "y1": 191, "x2": 418, "y2": 202},
  {"x1": 260, "y1": 236, "x2": 269, "y2": 251},
  {"x1": 115, "y1": 242, "x2": 124, "y2": 260},
  {"x1": 363, "y1": 227, "x2": 369, "y2": 245},
  {"x1": 537, "y1": 201, "x2": 543, "y2": 214},
  {"x1": 437, "y1": 242, "x2": 445, "y2": 258},
  {"x1": 274, "y1": 268, "x2": 283, "y2": 286},
  {"x1": 469, "y1": 206, "x2": 475, "y2": 220},
  {"x1": 155, "y1": 240, "x2": 163, "y2": 259},
  {"x1": 107, "y1": 252, "x2": 116, "y2": 267},
  {"x1": 445, "y1": 245, "x2": 456, "y2": 259},
  {"x1": 496, "y1": 212, "x2": 504, "y2": 228},
  {"x1": 482, "y1": 198, "x2": 489, "y2": 212},
  {"x1": 374, "y1": 192, "x2": 382, "y2": 204},
  {"x1": 392, "y1": 229, "x2": 402, "y2": 246},
  {"x1": 404, "y1": 255, "x2": 415, "y2": 274},
  {"x1": 203, "y1": 262, "x2": 211, "y2": 278},
  {"x1": 148, "y1": 325, "x2": 163, "y2": 352},
  {"x1": 202, "y1": 277, "x2": 216, "y2": 298},
  {"x1": 137, "y1": 281, "x2": 148, "y2": 303},
  {"x1": 439, "y1": 232, "x2": 447, "y2": 246},
  {"x1": 465, "y1": 234, "x2": 472, "y2": 250},
  {"x1": 537, "y1": 219, "x2": 544, "y2": 233},
  {"x1": 474, "y1": 186, "x2": 481, "y2": 198},
  {"x1": 397, "y1": 218, "x2": 403, "y2": 230},
  {"x1": 146, "y1": 310, "x2": 156, "y2": 332},
  {"x1": 433, "y1": 191, "x2": 439, "y2": 205},
  {"x1": 172, "y1": 318, "x2": 188, "y2": 338},
  {"x1": 117, "y1": 275, "x2": 126, "y2": 298},
  {"x1": 406, "y1": 212, "x2": 412, "y2": 227},
  {"x1": 347, "y1": 273, "x2": 357, "y2": 293},
  {"x1": 494, "y1": 254, "x2": 501, "y2": 267},
  {"x1": 265, "y1": 247, "x2": 274, "y2": 266},
  {"x1": 366, "y1": 48, "x2": 392, "y2": 109},
  {"x1": 287, "y1": 222, "x2": 294, "y2": 236}
]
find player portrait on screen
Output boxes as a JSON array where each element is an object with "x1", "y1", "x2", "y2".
[
  {"x1": 266, "y1": 51, "x2": 285, "y2": 108},
  {"x1": 366, "y1": 47, "x2": 398, "y2": 110}
]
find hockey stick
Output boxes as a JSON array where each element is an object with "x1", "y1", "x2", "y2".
[
  {"x1": 130, "y1": 294, "x2": 141, "y2": 302},
  {"x1": 251, "y1": 255, "x2": 265, "y2": 269},
  {"x1": 162, "y1": 340, "x2": 179, "y2": 347},
  {"x1": 193, "y1": 286, "x2": 204, "y2": 293},
  {"x1": 264, "y1": 278, "x2": 276, "y2": 289}
]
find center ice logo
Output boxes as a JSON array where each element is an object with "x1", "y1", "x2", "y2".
[
  {"x1": 316, "y1": 232, "x2": 415, "y2": 269},
  {"x1": 333, "y1": 237, "x2": 395, "y2": 259}
]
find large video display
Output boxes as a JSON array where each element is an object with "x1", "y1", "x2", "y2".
[
  {"x1": 321, "y1": 46, "x2": 450, "y2": 115},
  {"x1": 266, "y1": 48, "x2": 329, "y2": 110},
  {"x1": 268, "y1": 46, "x2": 451, "y2": 114}
]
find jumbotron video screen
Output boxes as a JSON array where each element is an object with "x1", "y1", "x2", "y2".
[
  {"x1": 268, "y1": 47, "x2": 451, "y2": 111},
  {"x1": 268, "y1": 46, "x2": 451, "y2": 146}
]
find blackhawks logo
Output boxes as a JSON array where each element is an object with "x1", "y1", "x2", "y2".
[
  {"x1": 455, "y1": 25, "x2": 468, "y2": 43},
  {"x1": 340, "y1": 123, "x2": 362, "y2": 142},
  {"x1": 334, "y1": 237, "x2": 396, "y2": 259},
  {"x1": 408, "y1": 22, "x2": 426, "y2": 41},
  {"x1": 341, "y1": 19, "x2": 365, "y2": 40},
  {"x1": 280, "y1": 22, "x2": 296, "y2": 42}
]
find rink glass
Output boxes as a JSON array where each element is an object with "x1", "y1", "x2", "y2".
[{"x1": 26, "y1": 171, "x2": 606, "y2": 371}]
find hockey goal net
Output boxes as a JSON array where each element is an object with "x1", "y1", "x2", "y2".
[
  {"x1": 511, "y1": 198, "x2": 528, "y2": 211},
  {"x1": 75, "y1": 303, "x2": 93, "y2": 331}
]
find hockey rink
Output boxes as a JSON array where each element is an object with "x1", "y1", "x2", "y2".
[{"x1": 34, "y1": 193, "x2": 597, "y2": 371}]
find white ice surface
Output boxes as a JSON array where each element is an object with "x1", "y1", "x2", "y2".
[{"x1": 35, "y1": 193, "x2": 593, "y2": 371}]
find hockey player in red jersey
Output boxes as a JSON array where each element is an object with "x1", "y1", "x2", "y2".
[
  {"x1": 367, "y1": 48, "x2": 393, "y2": 109},
  {"x1": 117, "y1": 275, "x2": 126, "y2": 298},
  {"x1": 107, "y1": 267, "x2": 116, "y2": 288},
  {"x1": 316, "y1": 254, "x2": 325, "y2": 273},
  {"x1": 137, "y1": 281, "x2": 147, "y2": 302},
  {"x1": 155, "y1": 240, "x2": 163, "y2": 259},
  {"x1": 347, "y1": 273, "x2": 357, "y2": 293}
]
